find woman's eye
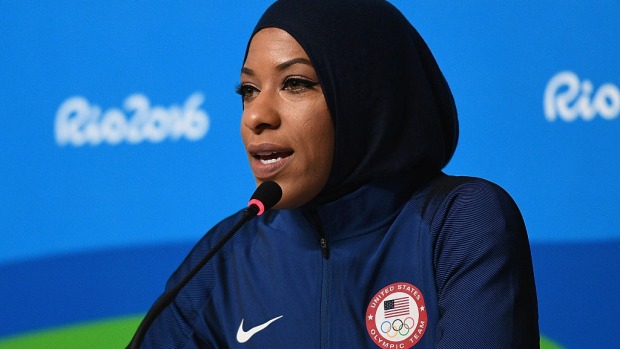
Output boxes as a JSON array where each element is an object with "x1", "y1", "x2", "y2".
[
  {"x1": 283, "y1": 78, "x2": 318, "y2": 93},
  {"x1": 235, "y1": 83, "x2": 259, "y2": 100}
]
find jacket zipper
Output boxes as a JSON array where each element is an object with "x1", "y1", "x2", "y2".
[
  {"x1": 306, "y1": 209, "x2": 329, "y2": 259},
  {"x1": 319, "y1": 236, "x2": 329, "y2": 259},
  {"x1": 305, "y1": 210, "x2": 330, "y2": 347}
]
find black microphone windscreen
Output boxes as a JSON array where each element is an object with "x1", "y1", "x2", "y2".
[{"x1": 250, "y1": 181, "x2": 282, "y2": 211}]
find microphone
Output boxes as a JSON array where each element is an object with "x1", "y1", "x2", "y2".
[
  {"x1": 127, "y1": 181, "x2": 282, "y2": 349},
  {"x1": 246, "y1": 180, "x2": 283, "y2": 216}
]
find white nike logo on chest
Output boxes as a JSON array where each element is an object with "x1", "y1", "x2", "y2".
[{"x1": 236, "y1": 315, "x2": 283, "y2": 343}]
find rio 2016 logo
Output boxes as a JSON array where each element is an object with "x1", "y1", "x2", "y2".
[
  {"x1": 55, "y1": 92, "x2": 209, "y2": 146},
  {"x1": 544, "y1": 71, "x2": 620, "y2": 122}
]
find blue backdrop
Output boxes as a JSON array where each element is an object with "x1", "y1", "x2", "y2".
[{"x1": 1, "y1": 1, "x2": 618, "y2": 348}]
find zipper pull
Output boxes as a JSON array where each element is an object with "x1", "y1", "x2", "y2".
[{"x1": 320, "y1": 237, "x2": 329, "y2": 259}]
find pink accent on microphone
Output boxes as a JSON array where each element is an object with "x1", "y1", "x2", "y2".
[{"x1": 248, "y1": 198, "x2": 265, "y2": 216}]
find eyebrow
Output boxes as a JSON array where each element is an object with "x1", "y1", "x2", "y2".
[{"x1": 241, "y1": 57, "x2": 313, "y2": 76}]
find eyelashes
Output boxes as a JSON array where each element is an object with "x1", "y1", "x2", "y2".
[
  {"x1": 235, "y1": 82, "x2": 256, "y2": 99},
  {"x1": 282, "y1": 77, "x2": 319, "y2": 92},
  {"x1": 235, "y1": 77, "x2": 319, "y2": 101}
]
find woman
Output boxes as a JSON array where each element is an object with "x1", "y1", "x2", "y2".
[{"x1": 141, "y1": 0, "x2": 539, "y2": 347}]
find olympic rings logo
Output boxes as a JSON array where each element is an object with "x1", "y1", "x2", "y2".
[{"x1": 379, "y1": 317, "x2": 415, "y2": 338}]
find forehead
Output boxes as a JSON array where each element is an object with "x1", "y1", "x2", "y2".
[{"x1": 245, "y1": 28, "x2": 309, "y2": 65}]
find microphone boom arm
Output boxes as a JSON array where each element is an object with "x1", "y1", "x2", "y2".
[{"x1": 127, "y1": 181, "x2": 282, "y2": 348}]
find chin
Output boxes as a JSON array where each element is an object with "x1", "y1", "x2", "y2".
[
  {"x1": 254, "y1": 178, "x2": 323, "y2": 210},
  {"x1": 272, "y1": 196, "x2": 298, "y2": 210},
  {"x1": 273, "y1": 190, "x2": 311, "y2": 210}
]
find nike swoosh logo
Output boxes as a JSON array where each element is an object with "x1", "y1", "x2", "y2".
[{"x1": 236, "y1": 315, "x2": 283, "y2": 343}]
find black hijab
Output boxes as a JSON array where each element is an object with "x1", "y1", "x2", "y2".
[{"x1": 244, "y1": 0, "x2": 459, "y2": 203}]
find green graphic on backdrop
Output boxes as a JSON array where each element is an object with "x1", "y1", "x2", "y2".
[
  {"x1": 0, "y1": 314, "x2": 564, "y2": 349},
  {"x1": 0, "y1": 315, "x2": 140, "y2": 349}
]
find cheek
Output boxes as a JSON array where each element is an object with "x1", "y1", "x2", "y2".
[
  {"x1": 240, "y1": 116, "x2": 256, "y2": 150},
  {"x1": 306, "y1": 113, "x2": 334, "y2": 177},
  {"x1": 239, "y1": 117, "x2": 247, "y2": 141}
]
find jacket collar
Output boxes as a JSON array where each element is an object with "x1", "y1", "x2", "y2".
[{"x1": 267, "y1": 173, "x2": 434, "y2": 242}]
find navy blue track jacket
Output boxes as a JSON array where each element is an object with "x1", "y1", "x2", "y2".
[{"x1": 142, "y1": 174, "x2": 539, "y2": 348}]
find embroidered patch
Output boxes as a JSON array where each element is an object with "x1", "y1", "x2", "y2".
[{"x1": 366, "y1": 282, "x2": 427, "y2": 348}]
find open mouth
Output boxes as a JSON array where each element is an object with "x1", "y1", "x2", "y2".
[{"x1": 253, "y1": 151, "x2": 294, "y2": 164}]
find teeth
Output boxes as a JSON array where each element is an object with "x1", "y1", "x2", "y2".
[
  {"x1": 256, "y1": 151, "x2": 276, "y2": 156},
  {"x1": 260, "y1": 157, "x2": 282, "y2": 164}
]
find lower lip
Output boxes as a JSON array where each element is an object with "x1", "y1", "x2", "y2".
[{"x1": 250, "y1": 154, "x2": 293, "y2": 179}]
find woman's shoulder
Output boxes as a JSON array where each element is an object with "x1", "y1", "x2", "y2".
[
  {"x1": 411, "y1": 173, "x2": 526, "y2": 242},
  {"x1": 416, "y1": 174, "x2": 521, "y2": 219},
  {"x1": 422, "y1": 173, "x2": 512, "y2": 199}
]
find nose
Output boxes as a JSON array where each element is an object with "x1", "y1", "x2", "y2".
[{"x1": 242, "y1": 91, "x2": 281, "y2": 134}]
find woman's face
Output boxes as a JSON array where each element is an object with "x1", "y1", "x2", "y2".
[{"x1": 240, "y1": 28, "x2": 334, "y2": 209}]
